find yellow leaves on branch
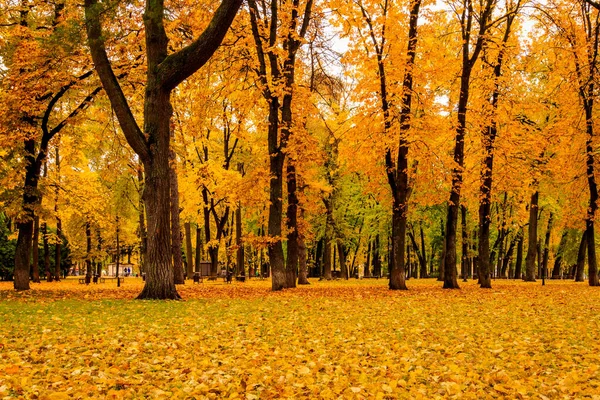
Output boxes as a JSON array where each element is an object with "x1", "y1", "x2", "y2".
[{"x1": 1, "y1": 279, "x2": 600, "y2": 398}]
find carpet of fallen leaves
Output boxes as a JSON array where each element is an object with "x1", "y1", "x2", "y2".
[{"x1": 1, "y1": 278, "x2": 599, "y2": 399}]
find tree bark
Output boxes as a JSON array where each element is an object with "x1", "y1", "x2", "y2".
[
  {"x1": 236, "y1": 204, "x2": 244, "y2": 276},
  {"x1": 323, "y1": 237, "x2": 332, "y2": 280},
  {"x1": 514, "y1": 229, "x2": 524, "y2": 279},
  {"x1": 185, "y1": 222, "x2": 194, "y2": 278},
  {"x1": 195, "y1": 224, "x2": 203, "y2": 273},
  {"x1": 31, "y1": 216, "x2": 40, "y2": 283},
  {"x1": 85, "y1": 220, "x2": 93, "y2": 282},
  {"x1": 54, "y1": 146, "x2": 62, "y2": 281},
  {"x1": 576, "y1": 230, "x2": 587, "y2": 282},
  {"x1": 552, "y1": 230, "x2": 568, "y2": 279},
  {"x1": 298, "y1": 207, "x2": 309, "y2": 284},
  {"x1": 170, "y1": 153, "x2": 185, "y2": 284},
  {"x1": 285, "y1": 163, "x2": 298, "y2": 287},
  {"x1": 524, "y1": 191, "x2": 539, "y2": 282},
  {"x1": 541, "y1": 214, "x2": 554, "y2": 282}
]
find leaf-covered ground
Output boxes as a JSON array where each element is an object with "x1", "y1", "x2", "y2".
[{"x1": 1, "y1": 279, "x2": 599, "y2": 399}]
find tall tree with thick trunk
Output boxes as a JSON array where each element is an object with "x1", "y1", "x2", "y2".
[
  {"x1": 444, "y1": 0, "x2": 495, "y2": 289},
  {"x1": 524, "y1": 191, "x2": 539, "y2": 281},
  {"x1": 84, "y1": 0, "x2": 243, "y2": 299}
]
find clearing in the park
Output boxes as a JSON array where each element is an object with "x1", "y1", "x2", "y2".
[{"x1": 1, "y1": 278, "x2": 599, "y2": 399}]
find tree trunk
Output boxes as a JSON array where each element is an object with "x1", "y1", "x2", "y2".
[
  {"x1": 461, "y1": 205, "x2": 468, "y2": 282},
  {"x1": 389, "y1": 208, "x2": 408, "y2": 289},
  {"x1": 338, "y1": 241, "x2": 348, "y2": 280},
  {"x1": 285, "y1": 163, "x2": 298, "y2": 287},
  {"x1": 137, "y1": 161, "x2": 147, "y2": 274},
  {"x1": 524, "y1": 191, "x2": 539, "y2": 282},
  {"x1": 236, "y1": 204, "x2": 244, "y2": 276},
  {"x1": 298, "y1": 209, "x2": 309, "y2": 284},
  {"x1": 542, "y1": 214, "x2": 553, "y2": 282},
  {"x1": 185, "y1": 222, "x2": 194, "y2": 278},
  {"x1": 365, "y1": 239, "x2": 371, "y2": 277},
  {"x1": 373, "y1": 234, "x2": 382, "y2": 277},
  {"x1": 96, "y1": 229, "x2": 103, "y2": 276},
  {"x1": 54, "y1": 146, "x2": 62, "y2": 281},
  {"x1": 576, "y1": 230, "x2": 587, "y2": 282},
  {"x1": 31, "y1": 216, "x2": 40, "y2": 283},
  {"x1": 85, "y1": 220, "x2": 93, "y2": 280},
  {"x1": 552, "y1": 230, "x2": 568, "y2": 279},
  {"x1": 323, "y1": 237, "x2": 332, "y2": 279},
  {"x1": 170, "y1": 153, "x2": 185, "y2": 284},
  {"x1": 514, "y1": 229, "x2": 524, "y2": 279},
  {"x1": 195, "y1": 224, "x2": 203, "y2": 273},
  {"x1": 42, "y1": 222, "x2": 50, "y2": 280}
]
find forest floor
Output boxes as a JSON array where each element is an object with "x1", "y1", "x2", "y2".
[{"x1": 0, "y1": 278, "x2": 599, "y2": 399}]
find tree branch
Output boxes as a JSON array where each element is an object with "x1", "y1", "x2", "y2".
[
  {"x1": 84, "y1": 0, "x2": 149, "y2": 163},
  {"x1": 157, "y1": 0, "x2": 243, "y2": 91}
]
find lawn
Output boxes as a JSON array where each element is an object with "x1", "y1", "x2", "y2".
[{"x1": 1, "y1": 278, "x2": 599, "y2": 399}]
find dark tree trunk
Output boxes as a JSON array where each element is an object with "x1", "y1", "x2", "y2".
[
  {"x1": 552, "y1": 230, "x2": 568, "y2": 279},
  {"x1": 85, "y1": 220, "x2": 93, "y2": 279},
  {"x1": 54, "y1": 146, "x2": 62, "y2": 281},
  {"x1": 461, "y1": 205, "x2": 468, "y2": 282},
  {"x1": 576, "y1": 230, "x2": 587, "y2": 282},
  {"x1": 373, "y1": 234, "x2": 382, "y2": 277},
  {"x1": 501, "y1": 237, "x2": 516, "y2": 278},
  {"x1": 236, "y1": 204, "x2": 244, "y2": 276},
  {"x1": 364, "y1": 239, "x2": 371, "y2": 277},
  {"x1": 542, "y1": 214, "x2": 553, "y2": 282},
  {"x1": 323, "y1": 237, "x2": 332, "y2": 280},
  {"x1": 438, "y1": 219, "x2": 446, "y2": 281},
  {"x1": 298, "y1": 208, "x2": 309, "y2": 284},
  {"x1": 339, "y1": 241, "x2": 349, "y2": 280},
  {"x1": 96, "y1": 229, "x2": 103, "y2": 276},
  {"x1": 170, "y1": 154, "x2": 185, "y2": 284},
  {"x1": 31, "y1": 216, "x2": 40, "y2": 283},
  {"x1": 514, "y1": 229, "x2": 524, "y2": 279},
  {"x1": 524, "y1": 191, "x2": 539, "y2": 281},
  {"x1": 137, "y1": 162, "x2": 147, "y2": 274},
  {"x1": 185, "y1": 222, "x2": 194, "y2": 278},
  {"x1": 195, "y1": 224, "x2": 203, "y2": 273},
  {"x1": 285, "y1": 163, "x2": 298, "y2": 287},
  {"x1": 42, "y1": 222, "x2": 50, "y2": 279}
]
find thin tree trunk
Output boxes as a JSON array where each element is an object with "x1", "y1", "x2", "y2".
[
  {"x1": 42, "y1": 222, "x2": 50, "y2": 280},
  {"x1": 461, "y1": 205, "x2": 468, "y2": 282},
  {"x1": 514, "y1": 229, "x2": 524, "y2": 279},
  {"x1": 195, "y1": 224, "x2": 203, "y2": 273},
  {"x1": 85, "y1": 220, "x2": 92, "y2": 283},
  {"x1": 170, "y1": 153, "x2": 185, "y2": 284},
  {"x1": 298, "y1": 208, "x2": 309, "y2": 284},
  {"x1": 524, "y1": 191, "x2": 539, "y2": 281},
  {"x1": 552, "y1": 230, "x2": 568, "y2": 279},
  {"x1": 285, "y1": 164, "x2": 298, "y2": 287},
  {"x1": 576, "y1": 230, "x2": 587, "y2": 282},
  {"x1": 31, "y1": 216, "x2": 40, "y2": 283},
  {"x1": 185, "y1": 222, "x2": 194, "y2": 278},
  {"x1": 542, "y1": 213, "x2": 553, "y2": 282},
  {"x1": 236, "y1": 204, "x2": 244, "y2": 276},
  {"x1": 54, "y1": 146, "x2": 62, "y2": 281}
]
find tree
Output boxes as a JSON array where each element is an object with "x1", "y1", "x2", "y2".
[{"x1": 84, "y1": 0, "x2": 243, "y2": 299}]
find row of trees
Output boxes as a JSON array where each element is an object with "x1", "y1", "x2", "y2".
[{"x1": 2, "y1": 0, "x2": 600, "y2": 298}]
